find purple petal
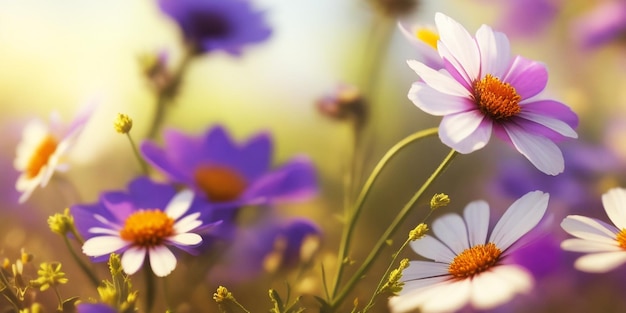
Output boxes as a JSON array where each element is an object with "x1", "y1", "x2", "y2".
[
  {"x1": 502, "y1": 124, "x2": 565, "y2": 175},
  {"x1": 521, "y1": 99, "x2": 579, "y2": 130},
  {"x1": 502, "y1": 55, "x2": 548, "y2": 99},
  {"x1": 77, "y1": 303, "x2": 117, "y2": 313},
  {"x1": 243, "y1": 156, "x2": 317, "y2": 203},
  {"x1": 439, "y1": 110, "x2": 492, "y2": 153},
  {"x1": 140, "y1": 139, "x2": 192, "y2": 183}
]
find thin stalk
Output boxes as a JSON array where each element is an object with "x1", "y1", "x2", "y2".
[
  {"x1": 331, "y1": 149, "x2": 458, "y2": 309},
  {"x1": 53, "y1": 286, "x2": 63, "y2": 310},
  {"x1": 331, "y1": 127, "x2": 438, "y2": 298},
  {"x1": 143, "y1": 266, "x2": 156, "y2": 313},
  {"x1": 63, "y1": 236, "x2": 99, "y2": 287},
  {"x1": 126, "y1": 132, "x2": 149, "y2": 175}
]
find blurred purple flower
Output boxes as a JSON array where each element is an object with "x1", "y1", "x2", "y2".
[
  {"x1": 76, "y1": 303, "x2": 116, "y2": 313},
  {"x1": 71, "y1": 177, "x2": 220, "y2": 277},
  {"x1": 407, "y1": 13, "x2": 578, "y2": 175},
  {"x1": 140, "y1": 125, "x2": 318, "y2": 211},
  {"x1": 209, "y1": 215, "x2": 321, "y2": 282},
  {"x1": 158, "y1": 0, "x2": 272, "y2": 55},
  {"x1": 572, "y1": 0, "x2": 626, "y2": 49},
  {"x1": 493, "y1": 0, "x2": 561, "y2": 37}
]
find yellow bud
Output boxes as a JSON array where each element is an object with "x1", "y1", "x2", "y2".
[
  {"x1": 409, "y1": 223, "x2": 429, "y2": 241},
  {"x1": 113, "y1": 113, "x2": 133, "y2": 134},
  {"x1": 430, "y1": 193, "x2": 450, "y2": 210},
  {"x1": 213, "y1": 286, "x2": 232, "y2": 303}
]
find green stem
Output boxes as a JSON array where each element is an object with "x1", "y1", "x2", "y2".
[
  {"x1": 146, "y1": 49, "x2": 195, "y2": 139},
  {"x1": 144, "y1": 266, "x2": 156, "y2": 313},
  {"x1": 53, "y1": 286, "x2": 63, "y2": 310},
  {"x1": 330, "y1": 127, "x2": 438, "y2": 299},
  {"x1": 63, "y1": 236, "x2": 99, "y2": 287},
  {"x1": 126, "y1": 133, "x2": 149, "y2": 175},
  {"x1": 331, "y1": 148, "x2": 458, "y2": 309}
]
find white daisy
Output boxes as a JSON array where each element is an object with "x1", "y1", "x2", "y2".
[
  {"x1": 389, "y1": 191, "x2": 549, "y2": 313},
  {"x1": 81, "y1": 189, "x2": 205, "y2": 277},
  {"x1": 561, "y1": 187, "x2": 626, "y2": 273},
  {"x1": 14, "y1": 106, "x2": 93, "y2": 203}
]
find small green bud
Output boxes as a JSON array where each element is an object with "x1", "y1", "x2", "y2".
[{"x1": 48, "y1": 208, "x2": 75, "y2": 236}]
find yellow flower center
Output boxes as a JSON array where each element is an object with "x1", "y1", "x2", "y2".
[
  {"x1": 193, "y1": 165, "x2": 248, "y2": 202},
  {"x1": 415, "y1": 28, "x2": 439, "y2": 50},
  {"x1": 617, "y1": 229, "x2": 626, "y2": 249},
  {"x1": 448, "y1": 242, "x2": 502, "y2": 278},
  {"x1": 473, "y1": 74, "x2": 522, "y2": 120},
  {"x1": 119, "y1": 210, "x2": 175, "y2": 247},
  {"x1": 26, "y1": 135, "x2": 58, "y2": 179}
]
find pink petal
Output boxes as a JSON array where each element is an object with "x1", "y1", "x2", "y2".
[
  {"x1": 517, "y1": 112, "x2": 577, "y2": 138},
  {"x1": 502, "y1": 124, "x2": 564, "y2": 175},
  {"x1": 408, "y1": 82, "x2": 474, "y2": 116},
  {"x1": 435, "y1": 13, "x2": 480, "y2": 85},
  {"x1": 502, "y1": 55, "x2": 548, "y2": 99},
  {"x1": 475, "y1": 24, "x2": 511, "y2": 78},
  {"x1": 407, "y1": 60, "x2": 471, "y2": 97}
]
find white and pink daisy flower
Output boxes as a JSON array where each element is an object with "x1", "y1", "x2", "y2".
[
  {"x1": 561, "y1": 187, "x2": 626, "y2": 273},
  {"x1": 388, "y1": 191, "x2": 550, "y2": 313},
  {"x1": 407, "y1": 13, "x2": 578, "y2": 175},
  {"x1": 14, "y1": 105, "x2": 93, "y2": 203}
]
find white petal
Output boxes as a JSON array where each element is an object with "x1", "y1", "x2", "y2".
[
  {"x1": 463, "y1": 200, "x2": 490, "y2": 246},
  {"x1": 602, "y1": 188, "x2": 626, "y2": 230},
  {"x1": 517, "y1": 111, "x2": 578, "y2": 138},
  {"x1": 121, "y1": 246, "x2": 146, "y2": 275},
  {"x1": 390, "y1": 279, "x2": 471, "y2": 313},
  {"x1": 173, "y1": 212, "x2": 202, "y2": 233},
  {"x1": 408, "y1": 82, "x2": 474, "y2": 116},
  {"x1": 574, "y1": 251, "x2": 626, "y2": 273},
  {"x1": 503, "y1": 124, "x2": 564, "y2": 175},
  {"x1": 490, "y1": 191, "x2": 549, "y2": 251},
  {"x1": 401, "y1": 276, "x2": 449, "y2": 294},
  {"x1": 475, "y1": 25, "x2": 511, "y2": 78},
  {"x1": 167, "y1": 233, "x2": 202, "y2": 246},
  {"x1": 82, "y1": 236, "x2": 128, "y2": 257},
  {"x1": 149, "y1": 246, "x2": 177, "y2": 277},
  {"x1": 435, "y1": 13, "x2": 480, "y2": 84},
  {"x1": 407, "y1": 60, "x2": 471, "y2": 97},
  {"x1": 165, "y1": 189, "x2": 194, "y2": 220},
  {"x1": 88, "y1": 227, "x2": 119, "y2": 235},
  {"x1": 561, "y1": 238, "x2": 622, "y2": 252},
  {"x1": 439, "y1": 111, "x2": 492, "y2": 153},
  {"x1": 470, "y1": 265, "x2": 532, "y2": 309},
  {"x1": 432, "y1": 213, "x2": 470, "y2": 255},
  {"x1": 410, "y1": 235, "x2": 456, "y2": 263},
  {"x1": 403, "y1": 261, "x2": 450, "y2": 280},
  {"x1": 561, "y1": 215, "x2": 618, "y2": 243}
]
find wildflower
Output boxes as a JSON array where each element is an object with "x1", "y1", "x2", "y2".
[
  {"x1": 140, "y1": 125, "x2": 317, "y2": 210},
  {"x1": 561, "y1": 187, "x2": 626, "y2": 272},
  {"x1": 14, "y1": 105, "x2": 94, "y2": 203},
  {"x1": 158, "y1": 0, "x2": 272, "y2": 56},
  {"x1": 113, "y1": 114, "x2": 133, "y2": 134},
  {"x1": 213, "y1": 286, "x2": 232, "y2": 303},
  {"x1": 381, "y1": 258, "x2": 410, "y2": 296},
  {"x1": 316, "y1": 84, "x2": 367, "y2": 124},
  {"x1": 48, "y1": 208, "x2": 75, "y2": 236},
  {"x1": 71, "y1": 177, "x2": 220, "y2": 277},
  {"x1": 407, "y1": 13, "x2": 578, "y2": 175},
  {"x1": 571, "y1": 0, "x2": 626, "y2": 49},
  {"x1": 388, "y1": 191, "x2": 549, "y2": 313},
  {"x1": 30, "y1": 262, "x2": 69, "y2": 291},
  {"x1": 398, "y1": 22, "x2": 443, "y2": 69}
]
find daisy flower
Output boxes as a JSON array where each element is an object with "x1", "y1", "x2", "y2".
[
  {"x1": 407, "y1": 13, "x2": 578, "y2": 175},
  {"x1": 158, "y1": 0, "x2": 272, "y2": 56},
  {"x1": 388, "y1": 191, "x2": 550, "y2": 313},
  {"x1": 561, "y1": 187, "x2": 626, "y2": 273},
  {"x1": 14, "y1": 105, "x2": 94, "y2": 203},
  {"x1": 140, "y1": 125, "x2": 317, "y2": 211},
  {"x1": 71, "y1": 177, "x2": 219, "y2": 277}
]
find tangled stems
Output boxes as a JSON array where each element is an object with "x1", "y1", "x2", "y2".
[
  {"x1": 330, "y1": 127, "x2": 438, "y2": 299},
  {"x1": 330, "y1": 148, "x2": 458, "y2": 310}
]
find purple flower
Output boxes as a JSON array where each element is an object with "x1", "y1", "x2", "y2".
[
  {"x1": 71, "y1": 177, "x2": 220, "y2": 277},
  {"x1": 492, "y1": 0, "x2": 560, "y2": 37},
  {"x1": 407, "y1": 13, "x2": 578, "y2": 175},
  {"x1": 158, "y1": 0, "x2": 272, "y2": 55},
  {"x1": 140, "y1": 125, "x2": 317, "y2": 210},
  {"x1": 76, "y1": 303, "x2": 116, "y2": 313},
  {"x1": 571, "y1": 0, "x2": 626, "y2": 49},
  {"x1": 398, "y1": 21, "x2": 444, "y2": 69}
]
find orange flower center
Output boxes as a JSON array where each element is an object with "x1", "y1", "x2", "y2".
[
  {"x1": 473, "y1": 74, "x2": 521, "y2": 120},
  {"x1": 26, "y1": 135, "x2": 58, "y2": 179},
  {"x1": 617, "y1": 229, "x2": 626, "y2": 249},
  {"x1": 448, "y1": 242, "x2": 502, "y2": 278},
  {"x1": 193, "y1": 165, "x2": 247, "y2": 202},
  {"x1": 119, "y1": 209, "x2": 175, "y2": 247}
]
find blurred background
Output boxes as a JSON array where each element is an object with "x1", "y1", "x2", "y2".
[{"x1": 2, "y1": 0, "x2": 626, "y2": 312}]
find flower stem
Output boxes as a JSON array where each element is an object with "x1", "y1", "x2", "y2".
[
  {"x1": 330, "y1": 148, "x2": 458, "y2": 310},
  {"x1": 144, "y1": 266, "x2": 156, "y2": 313},
  {"x1": 62, "y1": 235, "x2": 100, "y2": 287},
  {"x1": 330, "y1": 127, "x2": 438, "y2": 299},
  {"x1": 53, "y1": 286, "x2": 63, "y2": 310},
  {"x1": 125, "y1": 133, "x2": 149, "y2": 175}
]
